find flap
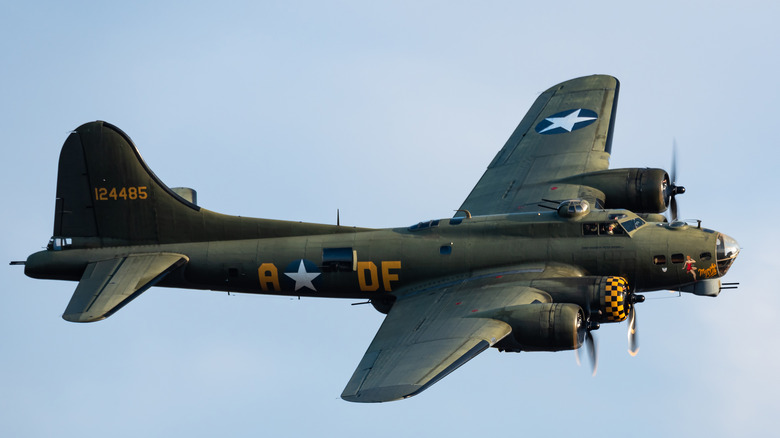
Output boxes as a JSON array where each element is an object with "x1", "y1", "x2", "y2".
[{"x1": 63, "y1": 252, "x2": 188, "y2": 322}]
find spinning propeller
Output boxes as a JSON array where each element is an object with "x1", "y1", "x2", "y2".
[
  {"x1": 575, "y1": 319, "x2": 600, "y2": 376},
  {"x1": 627, "y1": 293, "x2": 644, "y2": 356},
  {"x1": 576, "y1": 292, "x2": 645, "y2": 375},
  {"x1": 666, "y1": 140, "x2": 686, "y2": 221}
]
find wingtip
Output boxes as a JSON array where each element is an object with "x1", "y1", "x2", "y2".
[
  {"x1": 340, "y1": 385, "x2": 421, "y2": 403},
  {"x1": 62, "y1": 313, "x2": 106, "y2": 323}
]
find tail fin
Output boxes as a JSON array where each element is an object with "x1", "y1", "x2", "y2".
[
  {"x1": 53, "y1": 121, "x2": 359, "y2": 247},
  {"x1": 54, "y1": 121, "x2": 203, "y2": 246}
]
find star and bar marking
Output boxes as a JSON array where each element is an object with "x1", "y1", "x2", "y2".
[{"x1": 535, "y1": 108, "x2": 598, "y2": 134}]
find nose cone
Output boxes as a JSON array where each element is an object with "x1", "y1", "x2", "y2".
[{"x1": 717, "y1": 233, "x2": 740, "y2": 276}]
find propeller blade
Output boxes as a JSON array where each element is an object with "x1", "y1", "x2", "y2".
[
  {"x1": 671, "y1": 139, "x2": 678, "y2": 184},
  {"x1": 667, "y1": 140, "x2": 684, "y2": 222},
  {"x1": 575, "y1": 345, "x2": 581, "y2": 366},
  {"x1": 575, "y1": 330, "x2": 599, "y2": 376},
  {"x1": 586, "y1": 331, "x2": 598, "y2": 376},
  {"x1": 627, "y1": 307, "x2": 639, "y2": 357}
]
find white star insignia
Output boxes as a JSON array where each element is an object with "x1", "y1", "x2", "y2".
[
  {"x1": 539, "y1": 109, "x2": 597, "y2": 133},
  {"x1": 284, "y1": 260, "x2": 321, "y2": 291}
]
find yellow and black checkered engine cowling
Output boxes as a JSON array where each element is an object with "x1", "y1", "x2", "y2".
[
  {"x1": 599, "y1": 276, "x2": 630, "y2": 322},
  {"x1": 525, "y1": 275, "x2": 632, "y2": 324}
]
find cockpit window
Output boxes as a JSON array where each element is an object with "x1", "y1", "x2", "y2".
[
  {"x1": 620, "y1": 218, "x2": 646, "y2": 233},
  {"x1": 582, "y1": 222, "x2": 625, "y2": 236},
  {"x1": 600, "y1": 223, "x2": 623, "y2": 235}
]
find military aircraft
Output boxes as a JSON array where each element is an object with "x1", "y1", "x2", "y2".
[{"x1": 16, "y1": 75, "x2": 740, "y2": 403}]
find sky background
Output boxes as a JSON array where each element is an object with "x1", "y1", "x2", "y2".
[{"x1": 2, "y1": 1, "x2": 778, "y2": 437}]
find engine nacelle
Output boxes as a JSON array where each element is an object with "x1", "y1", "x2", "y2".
[
  {"x1": 560, "y1": 168, "x2": 669, "y2": 213},
  {"x1": 530, "y1": 275, "x2": 631, "y2": 324},
  {"x1": 494, "y1": 303, "x2": 585, "y2": 352}
]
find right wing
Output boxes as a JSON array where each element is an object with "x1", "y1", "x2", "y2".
[
  {"x1": 63, "y1": 252, "x2": 188, "y2": 322},
  {"x1": 341, "y1": 264, "x2": 584, "y2": 403},
  {"x1": 458, "y1": 75, "x2": 619, "y2": 216}
]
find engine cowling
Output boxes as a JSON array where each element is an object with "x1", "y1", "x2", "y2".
[
  {"x1": 561, "y1": 168, "x2": 669, "y2": 213},
  {"x1": 530, "y1": 275, "x2": 631, "y2": 324},
  {"x1": 599, "y1": 276, "x2": 630, "y2": 322},
  {"x1": 495, "y1": 303, "x2": 585, "y2": 352}
]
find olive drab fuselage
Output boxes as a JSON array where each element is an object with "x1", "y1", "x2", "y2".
[{"x1": 26, "y1": 208, "x2": 734, "y2": 302}]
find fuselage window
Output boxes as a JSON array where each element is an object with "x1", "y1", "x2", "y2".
[
  {"x1": 671, "y1": 253, "x2": 684, "y2": 264},
  {"x1": 583, "y1": 224, "x2": 599, "y2": 235},
  {"x1": 653, "y1": 255, "x2": 667, "y2": 265},
  {"x1": 700, "y1": 252, "x2": 712, "y2": 261},
  {"x1": 48, "y1": 237, "x2": 73, "y2": 251},
  {"x1": 322, "y1": 247, "x2": 357, "y2": 272}
]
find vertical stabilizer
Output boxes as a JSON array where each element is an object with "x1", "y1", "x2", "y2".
[{"x1": 53, "y1": 121, "x2": 200, "y2": 246}]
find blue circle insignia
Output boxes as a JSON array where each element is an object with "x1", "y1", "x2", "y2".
[{"x1": 534, "y1": 108, "x2": 598, "y2": 135}]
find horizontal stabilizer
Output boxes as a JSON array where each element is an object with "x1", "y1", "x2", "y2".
[{"x1": 63, "y1": 253, "x2": 188, "y2": 322}]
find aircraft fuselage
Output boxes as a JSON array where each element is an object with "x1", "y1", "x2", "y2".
[{"x1": 26, "y1": 208, "x2": 735, "y2": 303}]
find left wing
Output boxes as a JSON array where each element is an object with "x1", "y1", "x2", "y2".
[
  {"x1": 342, "y1": 265, "x2": 570, "y2": 403},
  {"x1": 457, "y1": 75, "x2": 619, "y2": 216}
]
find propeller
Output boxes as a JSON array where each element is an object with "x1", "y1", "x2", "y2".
[
  {"x1": 584, "y1": 330, "x2": 598, "y2": 376},
  {"x1": 576, "y1": 317, "x2": 600, "y2": 376},
  {"x1": 627, "y1": 293, "x2": 645, "y2": 356},
  {"x1": 666, "y1": 140, "x2": 686, "y2": 221},
  {"x1": 576, "y1": 292, "x2": 644, "y2": 373}
]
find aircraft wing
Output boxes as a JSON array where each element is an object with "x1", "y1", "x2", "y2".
[
  {"x1": 457, "y1": 75, "x2": 619, "y2": 216},
  {"x1": 63, "y1": 253, "x2": 188, "y2": 322},
  {"x1": 342, "y1": 264, "x2": 575, "y2": 403}
]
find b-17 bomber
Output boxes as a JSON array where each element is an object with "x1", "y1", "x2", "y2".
[{"x1": 16, "y1": 75, "x2": 740, "y2": 402}]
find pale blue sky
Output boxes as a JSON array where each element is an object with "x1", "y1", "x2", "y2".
[{"x1": 2, "y1": 1, "x2": 777, "y2": 437}]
